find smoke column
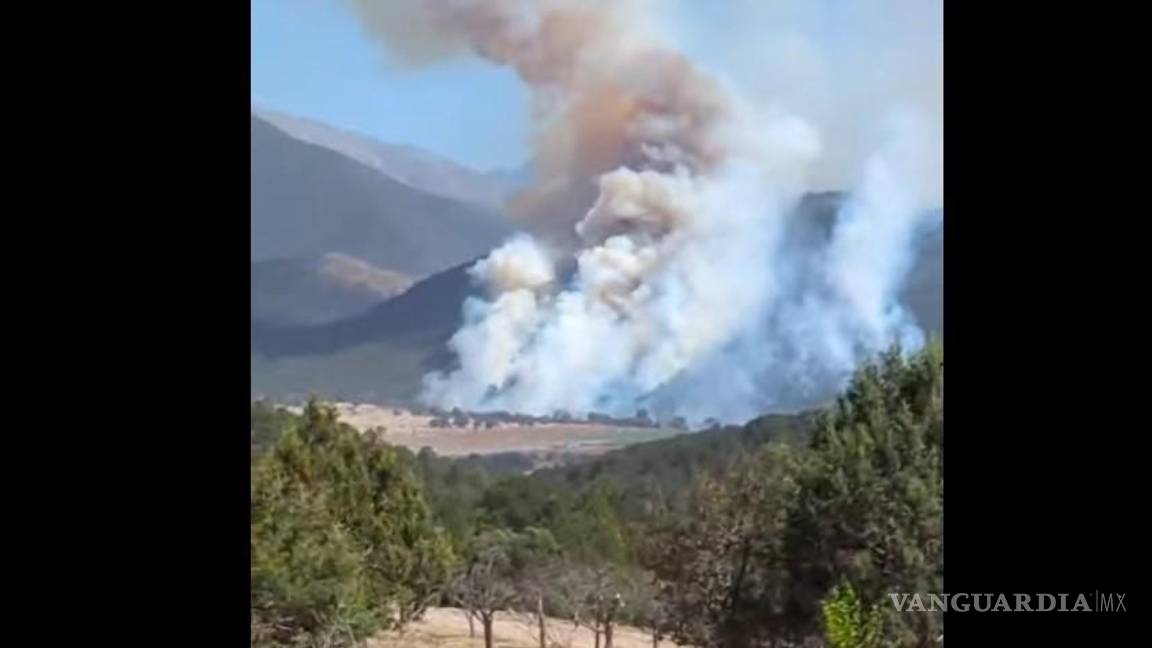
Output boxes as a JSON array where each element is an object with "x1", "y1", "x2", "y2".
[{"x1": 345, "y1": 0, "x2": 943, "y2": 422}]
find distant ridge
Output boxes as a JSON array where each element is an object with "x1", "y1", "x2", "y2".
[
  {"x1": 251, "y1": 114, "x2": 512, "y2": 275},
  {"x1": 254, "y1": 107, "x2": 530, "y2": 210}
]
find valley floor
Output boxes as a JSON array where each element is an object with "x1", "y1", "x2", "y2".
[
  {"x1": 370, "y1": 607, "x2": 674, "y2": 648},
  {"x1": 286, "y1": 402, "x2": 681, "y2": 458}
]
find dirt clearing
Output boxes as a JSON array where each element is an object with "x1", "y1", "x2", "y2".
[{"x1": 370, "y1": 607, "x2": 678, "y2": 648}]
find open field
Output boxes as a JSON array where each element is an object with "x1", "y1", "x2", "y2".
[
  {"x1": 284, "y1": 402, "x2": 685, "y2": 457},
  {"x1": 370, "y1": 607, "x2": 676, "y2": 648}
]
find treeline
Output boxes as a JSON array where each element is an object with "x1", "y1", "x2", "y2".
[{"x1": 251, "y1": 342, "x2": 943, "y2": 647}]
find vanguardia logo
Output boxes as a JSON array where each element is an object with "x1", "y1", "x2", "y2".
[{"x1": 888, "y1": 592, "x2": 1126, "y2": 613}]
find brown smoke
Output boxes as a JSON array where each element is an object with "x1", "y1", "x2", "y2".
[{"x1": 346, "y1": 0, "x2": 735, "y2": 249}]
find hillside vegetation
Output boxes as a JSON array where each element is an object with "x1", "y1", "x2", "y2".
[{"x1": 251, "y1": 342, "x2": 943, "y2": 647}]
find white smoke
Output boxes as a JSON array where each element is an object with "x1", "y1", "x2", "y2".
[
  {"x1": 656, "y1": 0, "x2": 943, "y2": 203},
  {"x1": 345, "y1": 0, "x2": 943, "y2": 423},
  {"x1": 647, "y1": 107, "x2": 940, "y2": 422}
]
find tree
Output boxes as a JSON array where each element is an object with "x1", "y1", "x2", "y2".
[
  {"x1": 448, "y1": 528, "x2": 559, "y2": 648},
  {"x1": 509, "y1": 529, "x2": 564, "y2": 648},
  {"x1": 250, "y1": 482, "x2": 377, "y2": 646},
  {"x1": 552, "y1": 482, "x2": 629, "y2": 565},
  {"x1": 550, "y1": 563, "x2": 631, "y2": 648},
  {"x1": 645, "y1": 445, "x2": 802, "y2": 648},
  {"x1": 788, "y1": 342, "x2": 943, "y2": 645},
  {"x1": 251, "y1": 400, "x2": 453, "y2": 647},
  {"x1": 642, "y1": 342, "x2": 943, "y2": 648},
  {"x1": 624, "y1": 576, "x2": 669, "y2": 648}
]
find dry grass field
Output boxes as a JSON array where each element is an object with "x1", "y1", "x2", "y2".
[{"x1": 286, "y1": 402, "x2": 682, "y2": 457}]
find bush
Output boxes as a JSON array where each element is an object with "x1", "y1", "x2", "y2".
[{"x1": 822, "y1": 582, "x2": 882, "y2": 648}]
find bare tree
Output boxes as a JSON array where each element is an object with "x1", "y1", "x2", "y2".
[
  {"x1": 515, "y1": 554, "x2": 567, "y2": 648},
  {"x1": 450, "y1": 529, "x2": 561, "y2": 648},
  {"x1": 549, "y1": 563, "x2": 634, "y2": 648},
  {"x1": 448, "y1": 543, "x2": 520, "y2": 648},
  {"x1": 620, "y1": 575, "x2": 667, "y2": 648},
  {"x1": 446, "y1": 588, "x2": 478, "y2": 638}
]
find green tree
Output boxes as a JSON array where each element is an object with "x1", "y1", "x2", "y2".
[
  {"x1": 554, "y1": 482, "x2": 630, "y2": 564},
  {"x1": 643, "y1": 343, "x2": 943, "y2": 647},
  {"x1": 788, "y1": 342, "x2": 943, "y2": 645},
  {"x1": 251, "y1": 400, "x2": 453, "y2": 647}
]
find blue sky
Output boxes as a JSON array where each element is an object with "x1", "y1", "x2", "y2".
[
  {"x1": 250, "y1": 0, "x2": 940, "y2": 178},
  {"x1": 250, "y1": 0, "x2": 530, "y2": 172},
  {"x1": 248, "y1": 0, "x2": 741, "y2": 172}
]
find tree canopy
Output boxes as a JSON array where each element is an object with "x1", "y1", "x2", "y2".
[{"x1": 250, "y1": 401, "x2": 452, "y2": 646}]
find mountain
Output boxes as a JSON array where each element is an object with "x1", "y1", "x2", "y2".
[
  {"x1": 252, "y1": 253, "x2": 415, "y2": 326},
  {"x1": 251, "y1": 114, "x2": 512, "y2": 276},
  {"x1": 254, "y1": 107, "x2": 530, "y2": 210},
  {"x1": 252, "y1": 194, "x2": 942, "y2": 406},
  {"x1": 251, "y1": 258, "x2": 475, "y2": 403}
]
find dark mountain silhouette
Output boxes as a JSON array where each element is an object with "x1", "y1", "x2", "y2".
[
  {"x1": 251, "y1": 258, "x2": 477, "y2": 403},
  {"x1": 253, "y1": 257, "x2": 474, "y2": 358}
]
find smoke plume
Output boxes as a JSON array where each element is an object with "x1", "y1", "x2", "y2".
[{"x1": 345, "y1": 0, "x2": 943, "y2": 423}]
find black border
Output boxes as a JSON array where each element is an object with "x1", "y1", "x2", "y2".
[{"x1": 941, "y1": 1, "x2": 1139, "y2": 641}]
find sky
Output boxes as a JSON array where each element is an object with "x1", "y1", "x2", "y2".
[
  {"x1": 250, "y1": 0, "x2": 530, "y2": 172},
  {"x1": 250, "y1": 0, "x2": 941, "y2": 186},
  {"x1": 248, "y1": 0, "x2": 749, "y2": 173}
]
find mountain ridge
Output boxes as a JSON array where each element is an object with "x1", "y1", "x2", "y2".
[
  {"x1": 253, "y1": 107, "x2": 529, "y2": 210},
  {"x1": 251, "y1": 114, "x2": 512, "y2": 275}
]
